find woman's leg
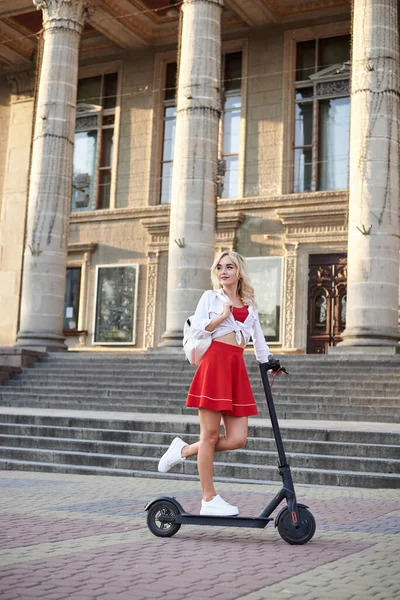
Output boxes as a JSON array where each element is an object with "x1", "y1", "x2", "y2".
[
  {"x1": 195, "y1": 408, "x2": 222, "y2": 501},
  {"x1": 216, "y1": 415, "x2": 248, "y2": 451},
  {"x1": 181, "y1": 415, "x2": 248, "y2": 459}
]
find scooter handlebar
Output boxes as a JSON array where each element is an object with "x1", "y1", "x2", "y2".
[{"x1": 263, "y1": 358, "x2": 289, "y2": 375}]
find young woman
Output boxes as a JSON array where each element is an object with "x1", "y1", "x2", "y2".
[{"x1": 158, "y1": 251, "x2": 274, "y2": 516}]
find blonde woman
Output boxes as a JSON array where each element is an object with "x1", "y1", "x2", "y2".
[{"x1": 158, "y1": 251, "x2": 274, "y2": 516}]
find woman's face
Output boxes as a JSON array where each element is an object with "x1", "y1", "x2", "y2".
[{"x1": 216, "y1": 255, "x2": 239, "y2": 287}]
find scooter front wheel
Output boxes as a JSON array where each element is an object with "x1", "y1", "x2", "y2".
[
  {"x1": 147, "y1": 500, "x2": 181, "y2": 538},
  {"x1": 277, "y1": 507, "x2": 316, "y2": 545}
]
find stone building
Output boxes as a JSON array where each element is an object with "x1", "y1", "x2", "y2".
[{"x1": 0, "y1": 0, "x2": 398, "y2": 355}]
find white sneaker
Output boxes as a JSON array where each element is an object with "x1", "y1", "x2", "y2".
[
  {"x1": 158, "y1": 437, "x2": 188, "y2": 473},
  {"x1": 200, "y1": 494, "x2": 239, "y2": 516}
]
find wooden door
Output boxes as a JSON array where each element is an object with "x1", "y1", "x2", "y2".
[{"x1": 307, "y1": 254, "x2": 347, "y2": 354}]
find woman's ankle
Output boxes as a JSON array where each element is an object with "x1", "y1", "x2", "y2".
[{"x1": 202, "y1": 492, "x2": 217, "y2": 502}]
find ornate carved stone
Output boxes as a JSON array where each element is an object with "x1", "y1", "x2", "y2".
[
  {"x1": 141, "y1": 217, "x2": 170, "y2": 251},
  {"x1": 144, "y1": 251, "x2": 160, "y2": 348},
  {"x1": 216, "y1": 210, "x2": 245, "y2": 252},
  {"x1": 7, "y1": 71, "x2": 35, "y2": 102},
  {"x1": 283, "y1": 243, "x2": 298, "y2": 349},
  {"x1": 33, "y1": 0, "x2": 89, "y2": 33},
  {"x1": 317, "y1": 80, "x2": 350, "y2": 96}
]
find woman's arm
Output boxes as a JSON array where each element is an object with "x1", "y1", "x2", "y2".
[
  {"x1": 190, "y1": 292, "x2": 232, "y2": 334},
  {"x1": 205, "y1": 300, "x2": 232, "y2": 332}
]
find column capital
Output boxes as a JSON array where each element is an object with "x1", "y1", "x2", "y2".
[
  {"x1": 183, "y1": 0, "x2": 224, "y2": 8},
  {"x1": 33, "y1": 0, "x2": 89, "y2": 33}
]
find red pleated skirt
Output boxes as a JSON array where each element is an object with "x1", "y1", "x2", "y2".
[{"x1": 185, "y1": 341, "x2": 258, "y2": 417}]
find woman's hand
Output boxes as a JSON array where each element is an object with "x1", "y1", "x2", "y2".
[{"x1": 221, "y1": 300, "x2": 233, "y2": 320}]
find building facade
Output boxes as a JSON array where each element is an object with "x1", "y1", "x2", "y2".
[{"x1": 0, "y1": 0, "x2": 399, "y2": 354}]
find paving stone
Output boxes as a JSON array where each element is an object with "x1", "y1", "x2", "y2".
[{"x1": 0, "y1": 471, "x2": 399, "y2": 600}]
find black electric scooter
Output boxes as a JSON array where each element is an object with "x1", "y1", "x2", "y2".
[{"x1": 145, "y1": 359, "x2": 316, "y2": 545}]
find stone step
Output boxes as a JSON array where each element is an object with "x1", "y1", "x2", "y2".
[
  {"x1": 0, "y1": 446, "x2": 398, "y2": 488},
  {"x1": 1, "y1": 433, "x2": 398, "y2": 475},
  {"x1": 0, "y1": 398, "x2": 397, "y2": 422},
  {"x1": 0, "y1": 393, "x2": 398, "y2": 419},
  {"x1": 1, "y1": 423, "x2": 398, "y2": 459},
  {"x1": 7, "y1": 376, "x2": 400, "y2": 393},
  {"x1": 2, "y1": 384, "x2": 399, "y2": 406},
  {"x1": 2, "y1": 413, "x2": 399, "y2": 445},
  {"x1": 21, "y1": 363, "x2": 400, "y2": 377},
  {"x1": 1, "y1": 387, "x2": 399, "y2": 405}
]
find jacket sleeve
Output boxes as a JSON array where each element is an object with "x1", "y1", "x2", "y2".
[
  {"x1": 190, "y1": 291, "x2": 214, "y2": 337},
  {"x1": 251, "y1": 311, "x2": 272, "y2": 363}
]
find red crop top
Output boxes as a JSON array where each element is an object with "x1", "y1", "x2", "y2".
[{"x1": 232, "y1": 306, "x2": 249, "y2": 323}]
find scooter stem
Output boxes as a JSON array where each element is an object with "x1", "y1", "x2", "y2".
[{"x1": 259, "y1": 362, "x2": 289, "y2": 468}]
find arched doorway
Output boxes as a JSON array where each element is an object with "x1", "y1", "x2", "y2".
[{"x1": 307, "y1": 254, "x2": 347, "y2": 354}]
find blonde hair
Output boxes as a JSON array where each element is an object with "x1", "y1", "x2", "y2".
[{"x1": 211, "y1": 251, "x2": 256, "y2": 306}]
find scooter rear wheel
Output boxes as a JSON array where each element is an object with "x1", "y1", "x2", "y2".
[
  {"x1": 277, "y1": 507, "x2": 316, "y2": 545},
  {"x1": 147, "y1": 500, "x2": 181, "y2": 538}
]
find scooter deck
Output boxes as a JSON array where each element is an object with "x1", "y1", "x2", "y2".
[{"x1": 165, "y1": 513, "x2": 273, "y2": 528}]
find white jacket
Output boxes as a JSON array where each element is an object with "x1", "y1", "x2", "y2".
[{"x1": 191, "y1": 289, "x2": 272, "y2": 363}]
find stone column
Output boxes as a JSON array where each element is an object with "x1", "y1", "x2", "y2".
[
  {"x1": 339, "y1": 0, "x2": 400, "y2": 349},
  {"x1": 16, "y1": 0, "x2": 87, "y2": 350},
  {"x1": 161, "y1": 0, "x2": 223, "y2": 345}
]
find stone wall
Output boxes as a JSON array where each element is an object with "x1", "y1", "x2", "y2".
[
  {"x1": 245, "y1": 29, "x2": 284, "y2": 198},
  {"x1": 0, "y1": 77, "x2": 34, "y2": 346}
]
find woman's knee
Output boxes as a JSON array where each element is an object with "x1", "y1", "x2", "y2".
[{"x1": 200, "y1": 429, "x2": 220, "y2": 448}]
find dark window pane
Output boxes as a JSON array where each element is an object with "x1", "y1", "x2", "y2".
[
  {"x1": 100, "y1": 128, "x2": 114, "y2": 168},
  {"x1": 224, "y1": 52, "x2": 242, "y2": 92},
  {"x1": 295, "y1": 87, "x2": 313, "y2": 100},
  {"x1": 340, "y1": 294, "x2": 347, "y2": 328},
  {"x1": 319, "y1": 35, "x2": 350, "y2": 70},
  {"x1": 315, "y1": 292, "x2": 327, "y2": 325},
  {"x1": 296, "y1": 40, "x2": 316, "y2": 80},
  {"x1": 77, "y1": 76, "x2": 102, "y2": 105},
  {"x1": 103, "y1": 72, "x2": 118, "y2": 109},
  {"x1": 98, "y1": 170, "x2": 112, "y2": 209},
  {"x1": 165, "y1": 62, "x2": 177, "y2": 101},
  {"x1": 294, "y1": 102, "x2": 313, "y2": 146},
  {"x1": 64, "y1": 268, "x2": 81, "y2": 330},
  {"x1": 319, "y1": 97, "x2": 350, "y2": 191},
  {"x1": 294, "y1": 148, "x2": 312, "y2": 193}
]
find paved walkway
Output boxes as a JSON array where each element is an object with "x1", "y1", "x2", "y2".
[{"x1": 0, "y1": 471, "x2": 399, "y2": 600}]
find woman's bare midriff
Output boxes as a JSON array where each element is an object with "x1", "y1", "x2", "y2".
[{"x1": 214, "y1": 331, "x2": 245, "y2": 348}]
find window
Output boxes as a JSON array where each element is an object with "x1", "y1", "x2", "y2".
[
  {"x1": 63, "y1": 268, "x2": 81, "y2": 331},
  {"x1": 158, "y1": 51, "x2": 243, "y2": 203},
  {"x1": 94, "y1": 264, "x2": 139, "y2": 345},
  {"x1": 220, "y1": 52, "x2": 242, "y2": 199},
  {"x1": 72, "y1": 73, "x2": 118, "y2": 212},
  {"x1": 294, "y1": 35, "x2": 350, "y2": 193},
  {"x1": 246, "y1": 257, "x2": 283, "y2": 343},
  {"x1": 160, "y1": 63, "x2": 177, "y2": 205}
]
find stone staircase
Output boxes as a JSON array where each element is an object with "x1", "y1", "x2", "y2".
[
  {"x1": 0, "y1": 352, "x2": 399, "y2": 488},
  {"x1": 1, "y1": 352, "x2": 400, "y2": 421},
  {"x1": 0, "y1": 411, "x2": 398, "y2": 488}
]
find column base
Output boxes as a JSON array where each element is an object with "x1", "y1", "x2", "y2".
[
  {"x1": 15, "y1": 331, "x2": 67, "y2": 352},
  {"x1": 329, "y1": 345, "x2": 400, "y2": 355},
  {"x1": 159, "y1": 330, "x2": 184, "y2": 348}
]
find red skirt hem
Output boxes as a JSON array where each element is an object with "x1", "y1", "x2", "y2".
[{"x1": 185, "y1": 341, "x2": 258, "y2": 417}]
